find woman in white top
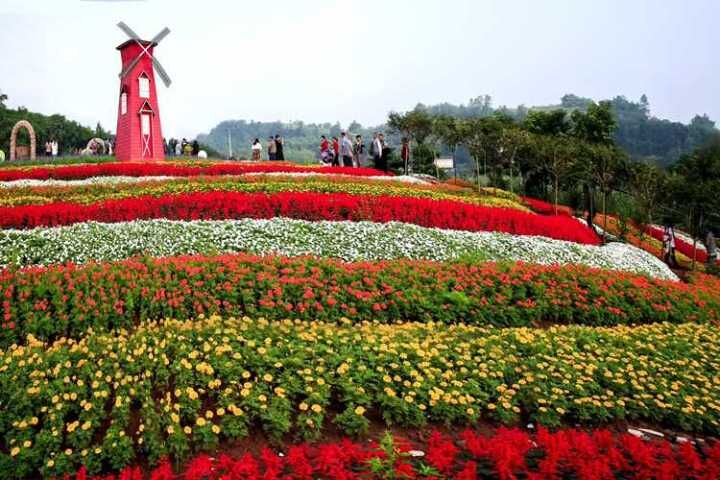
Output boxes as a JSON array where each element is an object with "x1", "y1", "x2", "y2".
[{"x1": 251, "y1": 138, "x2": 263, "y2": 161}]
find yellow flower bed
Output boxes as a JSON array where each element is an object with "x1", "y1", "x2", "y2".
[
  {"x1": 1, "y1": 317, "x2": 718, "y2": 475},
  {"x1": 0, "y1": 176, "x2": 530, "y2": 211}
]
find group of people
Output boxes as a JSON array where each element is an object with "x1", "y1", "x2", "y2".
[
  {"x1": 319, "y1": 132, "x2": 406, "y2": 173},
  {"x1": 662, "y1": 225, "x2": 718, "y2": 267},
  {"x1": 251, "y1": 136, "x2": 285, "y2": 161},
  {"x1": 166, "y1": 138, "x2": 199, "y2": 157},
  {"x1": 43, "y1": 140, "x2": 59, "y2": 158}
]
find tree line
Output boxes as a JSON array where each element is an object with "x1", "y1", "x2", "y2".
[{"x1": 389, "y1": 102, "x2": 720, "y2": 251}]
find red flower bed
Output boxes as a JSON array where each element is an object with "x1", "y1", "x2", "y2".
[
  {"x1": 0, "y1": 162, "x2": 388, "y2": 181},
  {"x1": 0, "y1": 191, "x2": 600, "y2": 243},
  {"x1": 521, "y1": 195, "x2": 574, "y2": 217},
  {"x1": 646, "y1": 225, "x2": 719, "y2": 264},
  {"x1": 69, "y1": 428, "x2": 720, "y2": 479},
  {"x1": 2, "y1": 254, "x2": 716, "y2": 346}
]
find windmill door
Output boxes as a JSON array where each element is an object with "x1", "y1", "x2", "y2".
[{"x1": 139, "y1": 101, "x2": 154, "y2": 158}]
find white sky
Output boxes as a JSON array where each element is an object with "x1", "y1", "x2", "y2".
[{"x1": 0, "y1": 0, "x2": 718, "y2": 139}]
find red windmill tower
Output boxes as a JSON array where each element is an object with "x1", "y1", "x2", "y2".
[{"x1": 114, "y1": 22, "x2": 171, "y2": 161}]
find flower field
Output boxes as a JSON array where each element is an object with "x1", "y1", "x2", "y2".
[{"x1": 0, "y1": 161, "x2": 718, "y2": 479}]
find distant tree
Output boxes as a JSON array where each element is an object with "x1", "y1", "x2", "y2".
[
  {"x1": 524, "y1": 109, "x2": 570, "y2": 136},
  {"x1": 571, "y1": 101, "x2": 617, "y2": 144},
  {"x1": 628, "y1": 161, "x2": 667, "y2": 228},
  {"x1": 688, "y1": 114, "x2": 717, "y2": 149},
  {"x1": 0, "y1": 90, "x2": 7, "y2": 109},
  {"x1": 533, "y1": 134, "x2": 579, "y2": 213},
  {"x1": 560, "y1": 94, "x2": 593, "y2": 110},
  {"x1": 582, "y1": 143, "x2": 629, "y2": 239},
  {"x1": 387, "y1": 108, "x2": 436, "y2": 174}
]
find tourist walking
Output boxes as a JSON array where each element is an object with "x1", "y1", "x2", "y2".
[
  {"x1": 340, "y1": 132, "x2": 354, "y2": 167},
  {"x1": 320, "y1": 136, "x2": 331, "y2": 164},
  {"x1": 45, "y1": 141, "x2": 52, "y2": 157},
  {"x1": 175, "y1": 140, "x2": 182, "y2": 156},
  {"x1": 662, "y1": 225, "x2": 678, "y2": 268},
  {"x1": 706, "y1": 229, "x2": 718, "y2": 266},
  {"x1": 353, "y1": 135, "x2": 365, "y2": 167},
  {"x1": 267, "y1": 136, "x2": 277, "y2": 160},
  {"x1": 51, "y1": 140, "x2": 59, "y2": 158},
  {"x1": 400, "y1": 137, "x2": 410, "y2": 174},
  {"x1": 251, "y1": 138, "x2": 262, "y2": 161},
  {"x1": 332, "y1": 137, "x2": 340, "y2": 166},
  {"x1": 275, "y1": 135, "x2": 285, "y2": 161},
  {"x1": 192, "y1": 140, "x2": 200, "y2": 156}
]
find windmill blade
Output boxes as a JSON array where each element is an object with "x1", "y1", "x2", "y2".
[
  {"x1": 119, "y1": 53, "x2": 144, "y2": 78},
  {"x1": 152, "y1": 56, "x2": 172, "y2": 87},
  {"x1": 151, "y1": 27, "x2": 170, "y2": 45},
  {"x1": 117, "y1": 21, "x2": 141, "y2": 40}
]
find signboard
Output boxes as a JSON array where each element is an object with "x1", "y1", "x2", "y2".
[{"x1": 434, "y1": 157, "x2": 454, "y2": 169}]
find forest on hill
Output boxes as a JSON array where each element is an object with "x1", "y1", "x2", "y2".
[{"x1": 198, "y1": 94, "x2": 717, "y2": 167}]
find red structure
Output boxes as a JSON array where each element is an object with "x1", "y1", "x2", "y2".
[{"x1": 115, "y1": 40, "x2": 164, "y2": 161}]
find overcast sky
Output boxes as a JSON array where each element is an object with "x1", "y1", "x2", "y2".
[{"x1": 0, "y1": 0, "x2": 718, "y2": 139}]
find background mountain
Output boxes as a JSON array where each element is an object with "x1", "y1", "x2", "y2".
[{"x1": 198, "y1": 94, "x2": 717, "y2": 167}]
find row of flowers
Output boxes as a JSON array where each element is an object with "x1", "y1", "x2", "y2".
[
  {"x1": 0, "y1": 218, "x2": 676, "y2": 279},
  {"x1": 0, "y1": 162, "x2": 390, "y2": 181},
  {"x1": 0, "y1": 175, "x2": 528, "y2": 211},
  {"x1": 1, "y1": 317, "x2": 719, "y2": 476},
  {"x1": 32, "y1": 428, "x2": 720, "y2": 480},
  {"x1": 0, "y1": 191, "x2": 600, "y2": 244},
  {"x1": 0, "y1": 254, "x2": 714, "y2": 346},
  {"x1": 520, "y1": 196, "x2": 574, "y2": 217}
]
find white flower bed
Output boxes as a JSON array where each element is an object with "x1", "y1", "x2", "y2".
[
  {"x1": 0, "y1": 218, "x2": 677, "y2": 280},
  {"x1": 0, "y1": 172, "x2": 423, "y2": 189}
]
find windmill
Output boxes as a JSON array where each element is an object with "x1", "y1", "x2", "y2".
[{"x1": 114, "y1": 22, "x2": 171, "y2": 161}]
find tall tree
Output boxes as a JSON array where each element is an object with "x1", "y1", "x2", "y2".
[{"x1": 571, "y1": 101, "x2": 617, "y2": 144}]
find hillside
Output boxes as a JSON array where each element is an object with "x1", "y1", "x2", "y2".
[{"x1": 198, "y1": 94, "x2": 718, "y2": 167}]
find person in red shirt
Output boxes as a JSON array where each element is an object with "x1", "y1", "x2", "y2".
[
  {"x1": 320, "y1": 135, "x2": 330, "y2": 164},
  {"x1": 332, "y1": 137, "x2": 340, "y2": 166}
]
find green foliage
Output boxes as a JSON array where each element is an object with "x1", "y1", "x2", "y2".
[{"x1": 0, "y1": 102, "x2": 109, "y2": 156}]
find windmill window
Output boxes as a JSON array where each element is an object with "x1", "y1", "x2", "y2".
[
  {"x1": 120, "y1": 92, "x2": 127, "y2": 115},
  {"x1": 139, "y1": 75, "x2": 150, "y2": 98}
]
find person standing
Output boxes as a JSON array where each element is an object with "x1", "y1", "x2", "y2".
[
  {"x1": 353, "y1": 135, "x2": 365, "y2": 167},
  {"x1": 663, "y1": 225, "x2": 678, "y2": 268},
  {"x1": 332, "y1": 137, "x2": 340, "y2": 166},
  {"x1": 373, "y1": 133, "x2": 386, "y2": 172},
  {"x1": 400, "y1": 137, "x2": 411, "y2": 175},
  {"x1": 51, "y1": 140, "x2": 59, "y2": 158},
  {"x1": 45, "y1": 141, "x2": 52, "y2": 157},
  {"x1": 192, "y1": 140, "x2": 200, "y2": 157},
  {"x1": 320, "y1": 135, "x2": 330, "y2": 164},
  {"x1": 175, "y1": 140, "x2": 182, "y2": 156},
  {"x1": 275, "y1": 135, "x2": 285, "y2": 161},
  {"x1": 340, "y1": 132, "x2": 354, "y2": 167},
  {"x1": 251, "y1": 138, "x2": 262, "y2": 161},
  {"x1": 706, "y1": 229, "x2": 718, "y2": 266},
  {"x1": 267, "y1": 136, "x2": 277, "y2": 160},
  {"x1": 163, "y1": 138, "x2": 169, "y2": 156}
]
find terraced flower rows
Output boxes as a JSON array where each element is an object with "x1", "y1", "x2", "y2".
[{"x1": 0, "y1": 161, "x2": 717, "y2": 479}]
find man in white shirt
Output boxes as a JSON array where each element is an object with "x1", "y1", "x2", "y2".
[{"x1": 340, "y1": 132, "x2": 354, "y2": 167}]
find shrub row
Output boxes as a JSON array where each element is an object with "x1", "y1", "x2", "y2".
[
  {"x1": 2, "y1": 318, "x2": 719, "y2": 476},
  {"x1": 0, "y1": 191, "x2": 600, "y2": 244},
  {"x1": 0, "y1": 254, "x2": 715, "y2": 346}
]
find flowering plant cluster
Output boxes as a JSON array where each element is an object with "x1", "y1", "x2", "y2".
[
  {"x1": 0, "y1": 191, "x2": 600, "y2": 244},
  {"x1": 1, "y1": 317, "x2": 719, "y2": 476},
  {"x1": 521, "y1": 196, "x2": 574, "y2": 216},
  {"x1": 0, "y1": 162, "x2": 389, "y2": 182},
  {"x1": 56, "y1": 428, "x2": 720, "y2": 480},
  {"x1": 0, "y1": 218, "x2": 676, "y2": 279},
  {"x1": 0, "y1": 254, "x2": 713, "y2": 345},
  {"x1": 0, "y1": 175, "x2": 529, "y2": 211}
]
